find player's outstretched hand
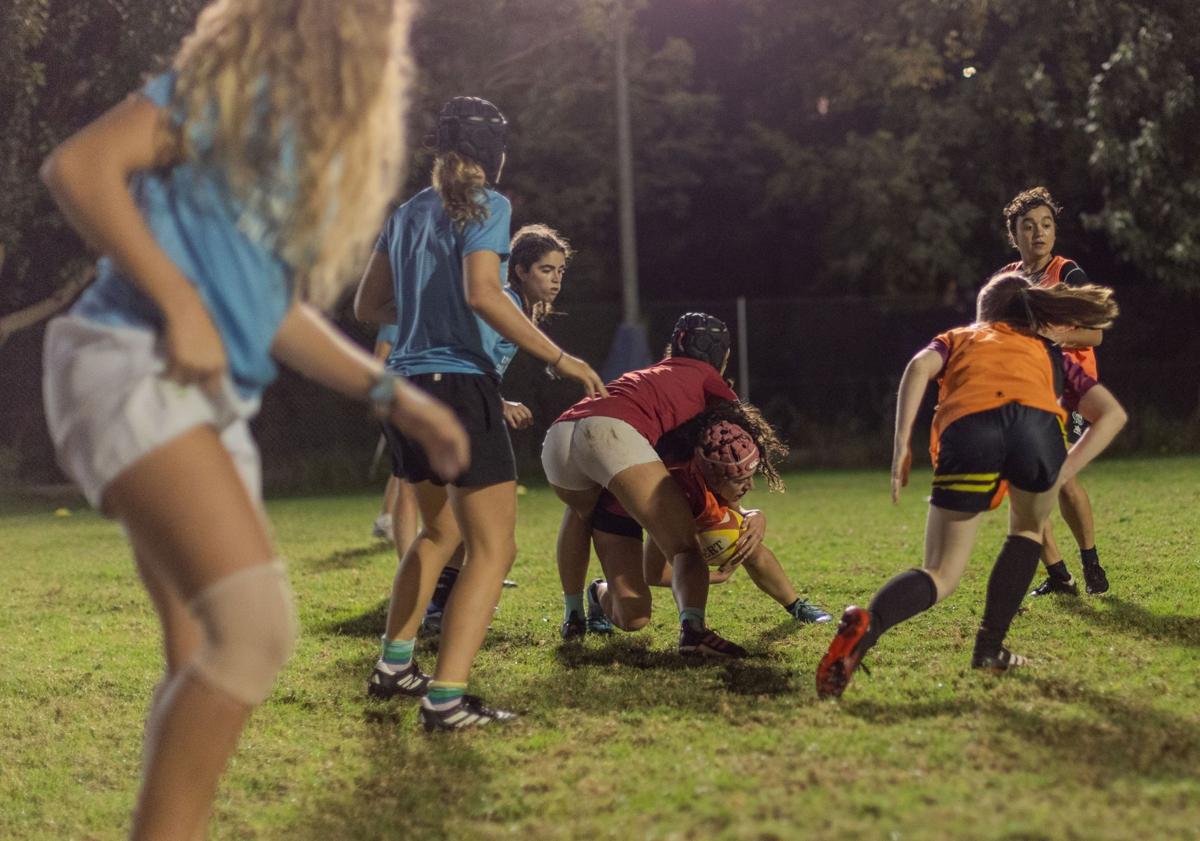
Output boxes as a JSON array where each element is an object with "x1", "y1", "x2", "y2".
[
  {"x1": 891, "y1": 442, "x2": 912, "y2": 504},
  {"x1": 387, "y1": 380, "x2": 469, "y2": 481},
  {"x1": 720, "y1": 508, "x2": 765, "y2": 573},
  {"x1": 502, "y1": 400, "x2": 533, "y2": 430},
  {"x1": 555, "y1": 353, "x2": 608, "y2": 398},
  {"x1": 164, "y1": 295, "x2": 227, "y2": 397}
]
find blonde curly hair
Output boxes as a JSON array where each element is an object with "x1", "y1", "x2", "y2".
[{"x1": 172, "y1": 0, "x2": 413, "y2": 307}]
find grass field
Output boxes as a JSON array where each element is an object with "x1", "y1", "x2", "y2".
[{"x1": 2, "y1": 456, "x2": 1198, "y2": 840}]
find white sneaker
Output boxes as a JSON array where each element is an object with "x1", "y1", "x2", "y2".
[{"x1": 371, "y1": 513, "x2": 394, "y2": 541}]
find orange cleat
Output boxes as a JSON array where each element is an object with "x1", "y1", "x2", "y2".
[{"x1": 816, "y1": 606, "x2": 871, "y2": 699}]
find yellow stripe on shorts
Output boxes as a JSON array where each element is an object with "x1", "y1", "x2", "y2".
[
  {"x1": 935, "y1": 482, "x2": 999, "y2": 493},
  {"x1": 932, "y1": 472, "x2": 1000, "y2": 483}
]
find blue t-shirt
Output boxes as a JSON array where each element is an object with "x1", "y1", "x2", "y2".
[
  {"x1": 377, "y1": 187, "x2": 512, "y2": 377},
  {"x1": 72, "y1": 73, "x2": 293, "y2": 398},
  {"x1": 376, "y1": 322, "x2": 400, "y2": 347},
  {"x1": 488, "y1": 286, "x2": 522, "y2": 377}
]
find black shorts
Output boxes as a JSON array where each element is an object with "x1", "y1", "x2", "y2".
[
  {"x1": 932, "y1": 403, "x2": 1067, "y2": 513},
  {"x1": 591, "y1": 504, "x2": 644, "y2": 540},
  {"x1": 384, "y1": 372, "x2": 515, "y2": 488}
]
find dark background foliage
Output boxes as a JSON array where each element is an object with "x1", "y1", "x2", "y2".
[{"x1": 2, "y1": 0, "x2": 1197, "y2": 488}]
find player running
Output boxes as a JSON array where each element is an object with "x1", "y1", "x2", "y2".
[{"x1": 816, "y1": 272, "x2": 1126, "y2": 699}]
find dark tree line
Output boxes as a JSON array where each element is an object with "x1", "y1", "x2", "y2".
[
  {"x1": 1, "y1": 0, "x2": 1197, "y2": 484},
  {"x1": 4, "y1": 0, "x2": 1198, "y2": 319}
]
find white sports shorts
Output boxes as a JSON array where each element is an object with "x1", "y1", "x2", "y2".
[
  {"x1": 43, "y1": 315, "x2": 262, "y2": 511},
  {"x1": 540, "y1": 416, "x2": 660, "y2": 491}
]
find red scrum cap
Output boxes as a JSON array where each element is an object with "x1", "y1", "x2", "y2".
[{"x1": 694, "y1": 421, "x2": 760, "y2": 483}]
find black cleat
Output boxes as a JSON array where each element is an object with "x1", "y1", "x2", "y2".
[
  {"x1": 419, "y1": 695, "x2": 517, "y2": 731},
  {"x1": 561, "y1": 611, "x2": 586, "y2": 641},
  {"x1": 678, "y1": 623, "x2": 748, "y2": 658},
  {"x1": 971, "y1": 646, "x2": 1029, "y2": 673},
  {"x1": 1082, "y1": 560, "x2": 1109, "y2": 595},
  {"x1": 1030, "y1": 576, "x2": 1078, "y2": 597},
  {"x1": 367, "y1": 660, "x2": 431, "y2": 700}
]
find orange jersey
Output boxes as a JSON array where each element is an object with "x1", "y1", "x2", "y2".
[
  {"x1": 1001, "y1": 256, "x2": 1099, "y2": 379},
  {"x1": 669, "y1": 460, "x2": 728, "y2": 531},
  {"x1": 929, "y1": 322, "x2": 1067, "y2": 463}
]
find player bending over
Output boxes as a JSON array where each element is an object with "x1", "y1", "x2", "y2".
[
  {"x1": 543, "y1": 313, "x2": 749, "y2": 657},
  {"x1": 578, "y1": 408, "x2": 832, "y2": 648}
]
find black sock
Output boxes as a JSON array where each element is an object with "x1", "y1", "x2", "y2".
[
  {"x1": 430, "y1": 566, "x2": 460, "y2": 611},
  {"x1": 863, "y1": 569, "x2": 939, "y2": 653},
  {"x1": 975, "y1": 535, "x2": 1043, "y2": 659},
  {"x1": 1045, "y1": 560, "x2": 1072, "y2": 582},
  {"x1": 1080, "y1": 546, "x2": 1100, "y2": 566}
]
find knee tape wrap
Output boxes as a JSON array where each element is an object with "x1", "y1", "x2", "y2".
[{"x1": 189, "y1": 561, "x2": 298, "y2": 706}]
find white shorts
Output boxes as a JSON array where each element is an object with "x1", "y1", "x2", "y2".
[
  {"x1": 43, "y1": 315, "x2": 262, "y2": 511},
  {"x1": 540, "y1": 416, "x2": 660, "y2": 491}
]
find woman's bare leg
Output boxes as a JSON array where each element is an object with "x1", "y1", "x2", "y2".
[
  {"x1": 384, "y1": 482, "x2": 461, "y2": 641},
  {"x1": 556, "y1": 506, "x2": 593, "y2": 598},
  {"x1": 1058, "y1": 476, "x2": 1095, "y2": 550},
  {"x1": 973, "y1": 486, "x2": 1058, "y2": 665},
  {"x1": 391, "y1": 477, "x2": 419, "y2": 552},
  {"x1": 131, "y1": 550, "x2": 207, "y2": 841},
  {"x1": 605, "y1": 461, "x2": 708, "y2": 623},
  {"x1": 593, "y1": 530, "x2": 652, "y2": 631},
  {"x1": 435, "y1": 481, "x2": 518, "y2": 682},
  {"x1": 921, "y1": 506, "x2": 986, "y2": 601},
  {"x1": 104, "y1": 426, "x2": 282, "y2": 841},
  {"x1": 741, "y1": 545, "x2": 799, "y2": 606},
  {"x1": 1039, "y1": 517, "x2": 1064, "y2": 569}
]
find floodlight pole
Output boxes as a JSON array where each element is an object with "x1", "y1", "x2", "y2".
[
  {"x1": 601, "y1": 0, "x2": 652, "y2": 380},
  {"x1": 615, "y1": 2, "x2": 640, "y2": 325}
]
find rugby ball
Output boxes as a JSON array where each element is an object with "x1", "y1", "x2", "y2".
[{"x1": 698, "y1": 508, "x2": 743, "y2": 566}]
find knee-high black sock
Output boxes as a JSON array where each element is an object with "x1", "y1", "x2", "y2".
[
  {"x1": 863, "y1": 569, "x2": 939, "y2": 652},
  {"x1": 974, "y1": 535, "x2": 1042, "y2": 658},
  {"x1": 429, "y1": 566, "x2": 460, "y2": 612}
]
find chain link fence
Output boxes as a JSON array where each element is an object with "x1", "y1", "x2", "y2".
[{"x1": 3, "y1": 291, "x2": 1198, "y2": 495}]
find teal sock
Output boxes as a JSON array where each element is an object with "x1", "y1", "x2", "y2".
[
  {"x1": 425, "y1": 680, "x2": 467, "y2": 710},
  {"x1": 679, "y1": 608, "x2": 705, "y2": 630},
  {"x1": 380, "y1": 636, "x2": 415, "y2": 668},
  {"x1": 564, "y1": 593, "x2": 584, "y2": 621}
]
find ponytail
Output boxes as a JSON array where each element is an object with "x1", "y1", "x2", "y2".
[
  {"x1": 977, "y1": 271, "x2": 1118, "y2": 332},
  {"x1": 432, "y1": 152, "x2": 488, "y2": 228}
]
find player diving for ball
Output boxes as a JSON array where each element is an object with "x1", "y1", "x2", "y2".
[{"x1": 571, "y1": 402, "x2": 833, "y2": 650}]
